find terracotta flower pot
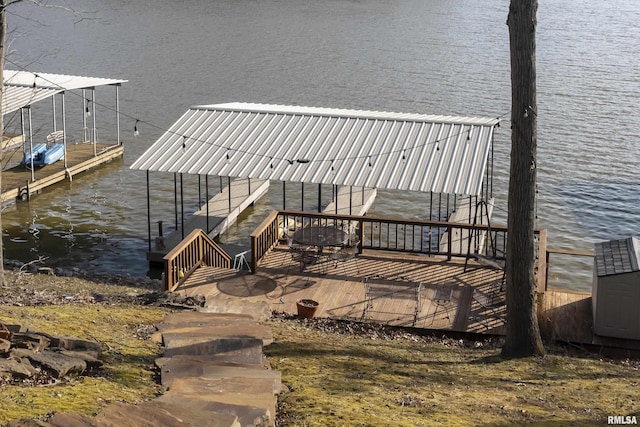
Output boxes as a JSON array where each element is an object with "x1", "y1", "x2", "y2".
[{"x1": 296, "y1": 299, "x2": 319, "y2": 319}]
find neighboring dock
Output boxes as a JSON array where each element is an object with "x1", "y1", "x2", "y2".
[
  {"x1": 1, "y1": 143, "x2": 123, "y2": 204},
  {"x1": 148, "y1": 177, "x2": 269, "y2": 263},
  {"x1": 323, "y1": 186, "x2": 376, "y2": 216}
]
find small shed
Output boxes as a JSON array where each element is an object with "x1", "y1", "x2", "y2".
[{"x1": 592, "y1": 236, "x2": 640, "y2": 340}]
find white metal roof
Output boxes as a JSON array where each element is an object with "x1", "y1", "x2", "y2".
[
  {"x1": 130, "y1": 102, "x2": 500, "y2": 196},
  {"x1": 2, "y1": 70, "x2": 127, "y2": 115}
]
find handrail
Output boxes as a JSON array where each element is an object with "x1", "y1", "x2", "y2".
[
  {"x1": 250, "y1": 209, "x2": 543, "y2": 273},
  {"x1": 544, "y1": 246, "x2": 594, "y2": 291},
  {"x1": 249, "y1": 210, "x2": 280, "y2": 274},
  {"x1": 163, "y1": 228, "x2": 232, "y2": 292}
]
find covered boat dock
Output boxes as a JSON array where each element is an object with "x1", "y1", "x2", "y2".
[
  {"x1": 1, "y1": 70, "x2": 127, "y2": 203},
  {"x1": 131, "y1": 102, "x2": 501, "y2": 261}
]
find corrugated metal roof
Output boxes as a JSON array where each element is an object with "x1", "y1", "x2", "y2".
[
  {"x1": 2, "y1": 70, "x2": 127, "y2": 115},
  {"x1": 130, "y1": 102, "x2": 500, "y2": 196}
]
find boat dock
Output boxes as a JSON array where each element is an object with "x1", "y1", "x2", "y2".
[
  {"x1": 148, "y1": 177, "x2": 270, "y2": 263},
  {"x1": 323, "y1": 186, "x2": 376, "y2": 216},
  {"x1": 440, "y1": 196, "x2": 495, "y2": 255},
  {"x1": 1, "y1": 143, "x2": 123, "y2": 204}
]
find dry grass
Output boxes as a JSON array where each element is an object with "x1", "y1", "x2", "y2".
[
  {"x1": 0, "y1": 271, "x2": 171, "y2": 425},
  {"x1": 1, "y1": 271, "x2": 639, "y2": 426},
  {"x1": 266, "y1": 317, "x2": 640, "y2": 427}
]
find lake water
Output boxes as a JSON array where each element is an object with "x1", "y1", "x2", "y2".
[{"x1": 3, "y1": 0, "x2": 639, "y2": 291}]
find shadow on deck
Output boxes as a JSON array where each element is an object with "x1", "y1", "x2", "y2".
[{"x1": 179, "y1": 244, "x2": 507, "y2": 336}]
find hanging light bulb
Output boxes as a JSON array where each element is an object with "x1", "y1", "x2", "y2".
[
  {"x1": 182, "y1": 136, "x2": 187, "y2": 150},
  {"x1": 85, "y1": 99, "x2": 92, "y2": 117},
  {"x1": 134, "y1": 119, "x2": 140, "y2": 136}
]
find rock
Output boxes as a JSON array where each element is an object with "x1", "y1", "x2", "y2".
[
  {"x1": 0, "y1": 323, "x2": 12, "y2": 340},
  {"x1": 46, "y1": 412, "x2": 98, "y2": 426},
  {"x1": 27, "y1": 350, "x2": 87, "y2": 378},
  {"x1": 59, "y1": 350, "x2": 103, "y2": 369},
  {"x1": 4, "y1": 419, "x2": 46, "y2": 427},
  {"x1": 0, "y1": 357, "x2": 38, "y2": 379},
  {"x1": 0, "y1": 337, "x2": 11, "y2": 353},
  {"x1": 46, "y1": 336, "x2": 102, "y2": 356},
  {"x1": 11, "y1": 333, "x2": 50, "y2": 352},
  {"x1": 37, "y1": 267, "x2": 54, "y2": 276}
]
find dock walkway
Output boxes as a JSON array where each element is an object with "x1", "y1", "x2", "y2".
[
  {"x1": 323, "y1": 186, "x2": 376, "y2": 216},
  {"x1": 149, "y1": 178, "x2": 269, "y2": 263}
]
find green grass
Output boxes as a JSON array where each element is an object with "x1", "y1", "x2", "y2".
[
  {"x1": 266, "y1": 318, "x2": 640, "y2": 427},
  {"x1": 0, "y1": 304, "x2": 170, "y2": 424}
]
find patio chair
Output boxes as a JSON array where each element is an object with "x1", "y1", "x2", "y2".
[
  {"x1": 285, "y1": 234, "x2": 317, "y2": 272},
  {"x1": 328, "y1": 235, "x2": 360, "y2": 274}
]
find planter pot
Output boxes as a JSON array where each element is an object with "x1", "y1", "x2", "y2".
[{"x1": 296, "y1": 299, "x2": 319, "y2": 319}]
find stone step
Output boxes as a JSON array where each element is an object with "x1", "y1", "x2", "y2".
[
  {"x1": 157, "y1": 377, "x2": 276, "y2": 427},
  {"x1": 92, "y1": 401, "x2": 192, "y2": 426},
  {"x1": 157, "y1": 312, "x2": 257, "y2": 331},
  {"x1": 162, "y1": 336, "x2": 266, "y2": 365},
  {"x1": 155, "y1": 355, "x2": 281, "y2": 392},
  {"x1": 161, "y1": 324, "x2": 273, "y2": 346},
  {"x1": 201, "y1": 297, "x2": 271, "y2": 322},
  {"x1": 138, "y1": 400, "x2": 241, "y2": 427}
]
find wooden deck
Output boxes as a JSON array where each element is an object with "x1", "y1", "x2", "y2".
[
  {"x1": 542, "y1": 288, "x2": 640, "y2": 352},
  {"x1": 179, "y1": 245, "x2": 508, "y2": 334},
  {"x1": 148, "y1": 178, "x2": 269, "y2": 263},
  {"x1": 1, "y1": 142, "x2": 123, "y2": 204},
  {"x1": 323, "y1": 187, "x2": 376, "y2": 216},
  {"x1": 176, "y1": 243, "x2": 640, "y2": 351}
]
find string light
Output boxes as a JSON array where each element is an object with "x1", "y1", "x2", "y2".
[{"x1": 4, "y1": 59, "x2": 510, "y2": 167}]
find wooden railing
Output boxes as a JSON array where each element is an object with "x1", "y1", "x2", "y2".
[
  {"x1": 543, "y1": 246, "x2": 594, "y2": 291},
  {"x1": 249, "y1": 210, "x2": 281, "y2": 274},
  {"x1": 163, "y1": 228, "x2": 231, "y2": 292},
  {"x1": 250, "y1": 210, "x2": 546, "y2": 273}
]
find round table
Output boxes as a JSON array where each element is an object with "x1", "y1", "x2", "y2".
[{"x1": 292, "y1": 225, "x2": 348, "y2": 248}]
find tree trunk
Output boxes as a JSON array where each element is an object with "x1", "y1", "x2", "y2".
[
  {"x1": 0, "y1": 0, "x2": 6, "y2": 287},
  {"x1": 502, "y1": 0, "x2": 545, "y2": 358}
]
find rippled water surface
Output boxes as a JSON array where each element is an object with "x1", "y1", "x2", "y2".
[{"x1": 3, "y1": 0, "x2": 639, "y2": 289}]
